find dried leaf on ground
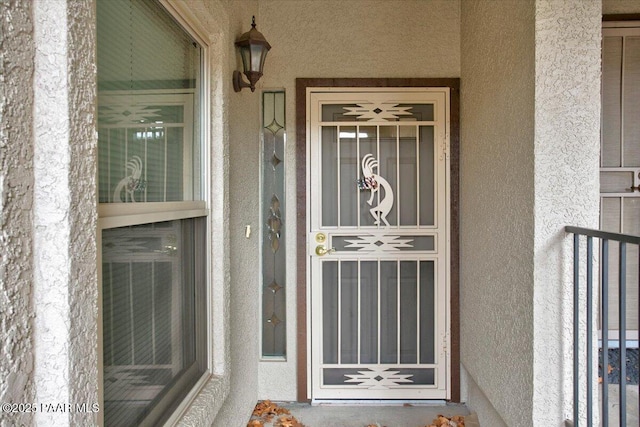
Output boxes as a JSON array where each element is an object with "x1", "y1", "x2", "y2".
[
  {"x1": 276, "y1": 407, "x2": 291, "y2": 415},
  {"x1": 253, "y1": 400, "x2": 291, "y2": 417},
  {"x1": 274, "y1": 414, "x2": 305, "y2": 427},
  {"x1": 252, "y1": 401, "x2": 293, "y2": 424},
  {"x1": 425, "y1": 414, "x2": 465, "y2": 427},
  {"x1": 253, "y1": 400, "x2": 277, "y2": 417}
]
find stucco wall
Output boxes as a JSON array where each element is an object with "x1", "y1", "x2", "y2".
[
  {"x1": 0, "y1": 0, "x2": 605, "y2": 425},
  {"x1": 209, "y1": 0, "x2": 263, "y2": 425},
  {"x1": 461, "y1": 0, "x2": 601, "y2": 425},
  {"x1": 1, "y1": 0, "x2": 99, "y2": 426},
  {"x1": 533, "y1": 0, "x2": 601, "y2": 424},
  {"x1": 460, "y1": 1, "x2": 535, "y2": 425},
  {"x1": 257, "y1": 0, "x2": 461, "y2": 401},
  {"x1": 1, "y1": 0, "x2": 254, "y2": 425},
  {"x1": 0, "y1": 1, "x2": 36, "y2": 426},
  {"x1": 33, "y1": 0, "x2": 99, "y2": 425}
]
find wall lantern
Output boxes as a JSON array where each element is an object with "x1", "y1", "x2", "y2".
[{"x1": 233, "y1": 16, "x2": 271, "y2": 92}]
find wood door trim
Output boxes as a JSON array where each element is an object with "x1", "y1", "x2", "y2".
[
  {"x1": 296, "y1": 78, "x2": 461, "y2": 402},
  {"x1": 603, "y1": 14, "x2": 640, "y2": 22}
]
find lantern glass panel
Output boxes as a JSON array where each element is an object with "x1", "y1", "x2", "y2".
[
  {"x1": 240, "y1": 46, "x2": 251, "y2": 73},
  {"x1": 259, "y1": 46, "x2": 269, "y2": 74},
  {"x1": 251, "y1": 44, "x2": 264, "y2": 72}
]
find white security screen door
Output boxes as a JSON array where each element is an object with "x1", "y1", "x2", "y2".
[{"x1": 307, "y1": 88, "x2": 450, "y2": 400}]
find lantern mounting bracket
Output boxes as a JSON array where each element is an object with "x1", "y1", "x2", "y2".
[{"x1": 233, "y1": 70, "x2": 253, "y2": 92}]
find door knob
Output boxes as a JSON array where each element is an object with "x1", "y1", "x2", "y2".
[{"x1": 315, "y1": 245, "x2": 336, "y2": 256}]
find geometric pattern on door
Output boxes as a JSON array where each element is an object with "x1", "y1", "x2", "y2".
[{"x1": 307, "y1": 88, "x2": 451, "y2": 399}]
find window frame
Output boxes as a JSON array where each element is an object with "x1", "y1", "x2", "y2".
[
  {"x1": 96, "y1": 0, "x2": 214, "y2": 425},
  {"x1": 600, "y1": 19, "x2": 640, "y2": 345}
]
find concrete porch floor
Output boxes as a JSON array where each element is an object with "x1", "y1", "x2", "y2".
[{"x1": 255, "y1": 402, "x2": 474, "y2": 427}]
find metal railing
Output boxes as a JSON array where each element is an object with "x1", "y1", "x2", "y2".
[{"x1": 566, "y1": 226, "x2": 640, "y2": 427}]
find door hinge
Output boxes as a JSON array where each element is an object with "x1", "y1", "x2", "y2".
[
  {"x1": 440, "y1": 134, "x2": 450, "y2": 160},
  {"x1": 444, "y1": 134, "x2": 450, "y2": 159},
  {"x1": 442, "y1": 331, "x2": 450, "y2": 355}
]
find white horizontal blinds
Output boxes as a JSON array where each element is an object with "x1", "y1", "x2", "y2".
[
  {"x1": 97, "y1": 0, "x2": 201, "y2": 204},
  {"x1": 379, "y1": 127, "x2": 398, "y2": 226},
  {"x1": 399, "y1": 126, "x2": 418, "y2": 226},
  {"x1": 602, "y1": 35, "x2": 622, "y2": 168},
  {"x1": 360, "y1": 261, "x2": 378, "y2": 364},
  {"x1": 98, "y1": 104, "x2": 192, "y2": 203},
  {"x1": 399, "y1": 260, "x2": 418, "y2": 364},
  {"x1": 359, "y1": 127, "x2": 377, "y2": 227},
  {"x1": 102, "y1": 219, "x2": 205, "y2": 426},
  {"x1": 601, "y1": 26, "x2": 640, "y2": 335},
  {"x1": 419, "y1": 260, "x2": 435, "y2": 364},
  {"x1": 340, "y1": 261, "x2": 358, "y2": 363},
  {"x1": 322, "y1": 261, "x2": 338, "y2": 364},
  {"x1": 97, "y1": 0, "x2": 206, "y2": 425},
  {"x1": 340, "y1": 127, "x2": 358, "y2": 227},
  {"x1": 379, "y1": 261, "x2": 398, "y2": 364},
  {"x1": 624, "y1": 36, "x2": 640, "y2": 166},
  {"x1": 322, "y1": 259, "x2": 435, "y2": 367},
  {"x1": 419, "y1": 126, "x2": 435, "y2": 226},
  {"x1": 97, "y1": 0, "x2": 198, "y2": 91},
  {"x1": 321, "y1": 127, "x2": 338, "y2": 227}
]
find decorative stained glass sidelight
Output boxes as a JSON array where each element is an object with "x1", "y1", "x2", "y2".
[{"x1": 262, "y1": 91, "x2": 286, "y2": 357}]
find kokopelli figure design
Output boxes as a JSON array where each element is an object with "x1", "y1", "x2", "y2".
[
  {"x1": 361, "y1": 154, "x2": 394, "y2": 227},
  {"x1": 113, "y1": 156, "x2": 146, "y2": 203}
]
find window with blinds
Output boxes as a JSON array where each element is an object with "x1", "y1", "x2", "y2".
[
  {"x1": 601, "y1": 21, "x2": 640, "y2": 343},
  {"x1": 97, "y1": 1, "x2": 207, "y2": 425}
]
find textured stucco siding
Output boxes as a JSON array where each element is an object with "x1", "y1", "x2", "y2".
[
  {"x1": 1, "y1": 0, "x2": 98, "y2": 426},
  {"x1": 209, "y1": 1, "x2": 263, "y2": 425},
  {"x1": 257, "y1": 0, "x2": 461, "y2": 401},
  {"x1": 0, "y1": 0, "x2": 607, "y2": 425},
  {"x1": 461, "y1": 0, "x2": 601, "y2": 426},
  {"x1": 0, "y1": 1, "x2": 36, "y2": 426},
  {"x1": 460, "y1": 1, "x2": 535, "y2": 426},
  {"x1": 533, "y1": 0, "x2": 601, "y2": 425},
  {"x1": 65, "y1": 1, "x2": 99, "y2": 424},
  {"x1": 32, "y1": 0, "x2": 99, "y2": 425}
]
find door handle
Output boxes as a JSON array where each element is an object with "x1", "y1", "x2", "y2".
[{"x1": 315, "y1": 245, "x2": 336, "y2": 256}]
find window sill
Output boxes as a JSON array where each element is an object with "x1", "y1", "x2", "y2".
[
  {"x1": 99, "y1": 201, "x2": 208, "y2": 229},
  {"x1": 164, "y1": 372, "x2": 230, "y2": 426}
]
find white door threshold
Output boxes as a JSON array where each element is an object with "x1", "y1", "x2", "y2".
[{"x1": 311, "y1": 399, "x2": 449, "y2": 407}]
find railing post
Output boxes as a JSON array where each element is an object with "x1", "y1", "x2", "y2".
[
  {"x1": 574, "y1": 233, "x2": 580, "y2": 427},
  {"x1": 602, "y1": 239, "x2": 609, "y2": 427},
  {"x1": 565, "y1": 227, "x2": 640, "y2": 427},
  {"x1": 619, "y1": 241, "x2": 627, "y2": 426},
  {"x1": 586, "y1": 236, "x2": 593, "y2": 427}
]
